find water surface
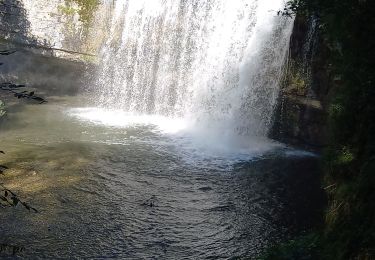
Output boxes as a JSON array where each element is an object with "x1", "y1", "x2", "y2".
[{"x1": 0, "y1": 98, "x2": 324, "y2": 259}]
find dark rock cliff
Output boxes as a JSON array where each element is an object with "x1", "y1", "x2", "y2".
[{"x1": 271, "y1": 15, "x2": 333, "y2": 150}]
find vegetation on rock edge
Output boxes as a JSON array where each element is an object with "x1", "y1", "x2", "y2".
[{"x1": 264, "y1": 0, "x2": 375, "y2": 259}]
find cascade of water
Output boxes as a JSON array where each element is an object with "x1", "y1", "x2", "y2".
[{"x1": 93, "y1": 0, "x2": 294, "y2": 138}]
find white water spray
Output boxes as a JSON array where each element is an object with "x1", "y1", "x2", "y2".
[{"x1": 84, "y1": 0, "x2": 294, "y2": 152}]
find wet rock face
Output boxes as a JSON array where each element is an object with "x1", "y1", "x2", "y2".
[
  {"x1": 21, "y1": 0, "x2": 68, "y2": 49},
  {"x1": 271, "y1": 15, "x2": 332, "y2": 149},
  {"x1": 272, "y1": 94, "x2": 328, "y2": 148},
  {"x1": 0, "y1": 0, "x2": 75, "y2": 50},
  {"x1": 0, "y1": 0, "x2": 107, "y2": 59}
]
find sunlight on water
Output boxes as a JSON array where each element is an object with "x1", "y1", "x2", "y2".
[
  {"x1": 68, "y1": 107, "x2": 188, "y2": 134},
  {"x1": 68, "y1": 107, "x2": 283, "y2": 164}
]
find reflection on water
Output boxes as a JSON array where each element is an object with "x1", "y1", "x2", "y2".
[{"x1": 0, "y1": 98, "x2": 325, "y2": 259}]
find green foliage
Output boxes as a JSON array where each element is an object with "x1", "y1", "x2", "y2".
[
  {"x1": 289, "y1": 71, "x2": 307, "y2": 95},
  {"x1": 276, "y1": 0, "x2": 375, "y2": 259},
  {"x1": 61, "y1": 0, "x2": 100, "y2": 28},
  {"x1": 283, "y1": 61, "x2": 309, "y2": 96},
  {"x1": 260, "y1": 233, "x2": 321, "y2": 260},
  {"x1": 335, "y1": 147, "x2": 354, "y2": 165}
]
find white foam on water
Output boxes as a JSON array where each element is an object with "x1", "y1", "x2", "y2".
[{"x1": 68, "y1": 107, "x2": 283, "y2": 165}]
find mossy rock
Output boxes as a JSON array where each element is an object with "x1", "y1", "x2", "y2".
[{"x1": 60, "y1": 0, "x2": 100, "y2": 29}]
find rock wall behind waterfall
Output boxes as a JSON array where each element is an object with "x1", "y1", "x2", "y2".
[
  {"x1": 0, "y1": 0, "x2": 103, "y2": 94},
  {"x1": 0, "y1": 0, "x2": 110, "y2": 60},
  {"x1": 271, "y1": 15, "x2": 333, "y2": 149}
]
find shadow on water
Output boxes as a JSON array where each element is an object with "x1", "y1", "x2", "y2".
[
  {"x1": 0, "y1": 141, "x2": 100, "y2": 257},
  {"x1": 0, "y1": 135, "x2": 326, "y2": 259},
  {"x1": 233, "y1": 156, "x2": 326, "y2": 235},
  {"x1": 0, "y1": 3, "x2": 90, "y2": 250}
]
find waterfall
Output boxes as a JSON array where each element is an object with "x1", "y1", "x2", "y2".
[{"x1": 93, "y1": 0, "x2": 294, "y2": 139}]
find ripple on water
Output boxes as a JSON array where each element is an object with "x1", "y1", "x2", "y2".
[{"x1": 0, "y1": 104, "x2": 325, "y2": 259}]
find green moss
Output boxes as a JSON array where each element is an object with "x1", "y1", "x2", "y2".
[
  {"x1": 284, "y1": 62, "x2": 309, "y2": 96},
  {"x1": 290, "y1": 71, "x2": 307, "y2": 95},
  {"x1": 67, "y1": 0, "x2": 100, "y2": 26},
  {"x1": 58, "y1": 5, "x2": 77, "y2": 16},
  {"x1": 80, "y1": 54, "x2": 98, "y2": 64},
  {"x1": 59, "y1": 0, "x2": 100, "y2": 31},
  {"x1": 328, "y1": 103, "x2": 343, "y2": 119},
  {"x1": 336, "y1": 147, "x2": 354, "y2": 165}
]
